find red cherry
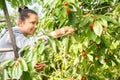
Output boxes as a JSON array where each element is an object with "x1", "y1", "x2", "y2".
[
  {"x1": 66, "y1": 8, "x2": 71, "y2": 16},
  {"x1": 90, "y1": 23, "x2": 94, "y2": 30},
  {"x1": 34, "y1": 63, "x2": 46, "y2": 70},
  {"x1": 95, "y1": 55, "x2": 99, "y2": 60},
  {"x1": 64, "y1": 2, "x2": 68, "y2": 6},
  {"x1": 82, "y1": 53, "x2": 87, "y2": 58},
  {"x1": 82, "y1": 49, "x2": 85, "y2": 53},
  {"x1": 81, "y1": 75, "x2": 86, "y2": 80},
  {"x1": 67, "y1": 8, "x2": 71, "y2": 13}
]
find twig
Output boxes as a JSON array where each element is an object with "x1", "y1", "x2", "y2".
[
  {"x1": 0, "y1": 48, "x2": 13, "y2": 52},
  {"x1": 0, "y1": 19, "x2": 6, "y2": 23},
  {"x1": 83, "y1": 6, "x2": 111, "y2": 12}
]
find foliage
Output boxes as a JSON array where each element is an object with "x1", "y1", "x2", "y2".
[
  {"x1": 0, "y1": 0, "x2": 120, "y2": 80},
  {"x1": 0, "y1": 0, "x2": 32, "y2": 9},
  {"x1": 0, "y1": 15, "x2": 6, "y2": 32},
  {"x1": 0, "y1": 14, "x2": 17, "y2": 32}
]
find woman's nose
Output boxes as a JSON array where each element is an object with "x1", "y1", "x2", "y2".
[
  {"x1": 34, "y1": 25, "x2": 38, "y2": 28},
  {"x1": 34, "y1": 23, "x2": 38, "y2": 28}
]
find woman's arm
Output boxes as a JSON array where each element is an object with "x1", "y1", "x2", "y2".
[
  {"x1": 49, "y1": 26, "x2": 75, "y2": 38},
  {"x1": 15, "y1": 26, "x2": 74, "y2": 49}
]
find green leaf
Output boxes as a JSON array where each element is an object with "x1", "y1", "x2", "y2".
[
  {"x1": 83, "y1": 38, "x2": 89, "y2": 47},
  {"x1": 7, "y1": 0, "x2": 32, "y2": 8},
  {"x1": 93, "y1": 21, "x2": 103, "y2": 36},
  {"x1": 0, "y1": 59, "x2": 13, "y2": 69},
  {"x1": 95, "y1": 36, "x2": 101, "y2": 44},
  {"x1": 98, "y1": 15, "x2": 118, "y2": 24},
  {"x1": 25, "y1": 52, "x2": 33, "y2": 62},
  {"x1": 0, "y1": 0, "x2": 4, "y2": 9},
  {"x1": 73, "y1": 57, "x2": 79, "y2": 65},
  {"x1": 19, "y1": 45, "x2": 30, "y2": 53},
  {"x1": 49, "y1": 0, "x2": 59, "y2": 9},
  {"x1": 100, "y1": 18, "x2": 108, "y2": 27},
  {"x1": 8, "y1": 61, "x2": 15, "y2": 67},
  {"x1": 7, "y1": 67, "x2": 12, "y2": 78},
  {"x1": 68, "y1": 11, "x2": 78, "y2": 26},
  {"x1": 1, "y1": 69, "x2": 8, "y2": 80},
  {"x1": 11, "y1": 64, "x2": 22, "y2": 79},
  {"x1": 20, "y1": 58, "x2": 28, "y2": 71},
  {"x1": 99, "y1": 56, "x2": 105, "y2": 64},
  {"x1": 88, "y1": 54, "x2": 93, "y2": 61},
  {"x1": 21, "y1": 71, "x2": 32, "y2": 80},
  {"x1": 67, "y1": 0, "x2": 75, "y2": 3},
  {"x1": 109, "y1": 55, "x2": 119, "y2": 65},
  {"x1": 113, "y1": 3, "x2": 120, "y2": 15},
  {"x1": 16, "y1": 63, "x2": 23, "y2": 79},
  {"x1": 62, "y1": 36, "x2": 69, "y2": 54},
  {"x1": 27, "y1": 62, "x2": 34, "y2": 72},
  {"x1": 48, "y1": 37, "x2": 57, "y2": 53},
  {"x1": 38, "y1": 42, "x2": 45, "y2": 54},
  {"x1": 79, "y1": 16, "x2": 90, "y2": 27},
  {"x1": 31, "y1": 53, "x2": 37, "y2": 68},
  {"x1": 102, "y1": 35, "x2": 111, "y2": 47},
  {"x1": 59, "y1": 19, "x2": 67, "y2": 28},
  {"x1": 110, "y1": 41, "x2": 117, "y2": 49},
  {"x1": 88, "y1": 65, "x2": 94, "y2": 74},
  {"x1": 87, "y1": 30, "x2": 97, "y2": 41},
  {"x1": 12, "y1": 66, "x2": 17, "y2": 79},
  {"x1": 11, "y1": 66, "x2": 15, "y2": 78}
]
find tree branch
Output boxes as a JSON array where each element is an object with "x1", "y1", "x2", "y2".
[
  {"x1": 0, "y1": 48, "x2": 13, "y2": 52},
  {"x1": 3, "y1": 0, "x2": 19, "y2": 59},
  {"x1": 0, "y1": 19, "x2": 6, "y2": 23},
  {"x1": 83, "y1": 6, "x2": 111, "y2": 12}
]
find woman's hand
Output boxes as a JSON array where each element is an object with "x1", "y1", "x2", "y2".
[
  {"x1": 49, "y1": 26, "x2": 75, "y2": 38},
  {"x1": 63, "y1": 26, "x2": 75, "y2": 35}
]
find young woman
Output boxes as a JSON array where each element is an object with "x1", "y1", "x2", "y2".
[{"x1": 0, "y1": 6, "x2": 74, "y2": 69}]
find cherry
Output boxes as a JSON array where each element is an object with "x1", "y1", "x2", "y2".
[
  {"x1": 81, "y1": 49, "x2": 87, "y2": 58},
  {"x1": 82, "y1": 49, "x2": 85, "y2": 53},
  {"x1": 34, "y1": 63, "x2": 46, "y2": 70},
  {"x1": 81, "y1": 75, "x2": 86, "y2": 80},
  {"x1": 82, "y1": 53, "x2": 87, "y2": 58},
  {"x1": 90, "y1": 23, "x2": 94, "y2": 30},
  {"x1": 66, "y1": 8, "x2": 71, "y2": 16},
  {"x1": 64, "y1": 2, "x2": 68, "y2": 6},
  {"x1": 95, "y1": 55, "x2": 99, "y2": 60}
]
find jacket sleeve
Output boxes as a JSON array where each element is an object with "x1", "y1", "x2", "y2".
[
  {"x1": 15, "y1": 34, "x2": 48, "y2": 49},
  {"x1": 15, "y1": 33, "x2": 39, "y2": 49}
]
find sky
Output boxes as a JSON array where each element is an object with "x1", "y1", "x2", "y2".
[{"x1": 0, "y1": 1, "x2": 43, "y2": 17}]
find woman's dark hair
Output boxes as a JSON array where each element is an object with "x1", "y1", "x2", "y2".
[{"x1": 18, "y1": 6, "x2": 37, "y2": 21}]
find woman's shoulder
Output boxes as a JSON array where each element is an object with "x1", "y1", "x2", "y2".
[
  {"x1": 12, "y1": 26, "x2": 23, "y2": 35},
  {"x1": 13, "y1": 27, "x2": 25, "y2": 37},
  {"x1": 13, "y1": 27, "x2": 21, "y2": 33}
]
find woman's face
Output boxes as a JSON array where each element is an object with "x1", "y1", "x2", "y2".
[{"x1": 20, "y1": 13, "x2": 38, "y2": 36}]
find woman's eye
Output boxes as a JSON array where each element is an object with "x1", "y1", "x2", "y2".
[
  {"x1": 31, "y1": 22, "x2": 38, "y2": 25},
  {"x1": 30, "y1": 22, "x2": 38, "y2": 25},
  {"x1": 31, "y1": 22, "x2": 35, "y2": 24}
]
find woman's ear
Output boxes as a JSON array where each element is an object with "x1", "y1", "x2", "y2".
[{"x1": 17, "y1": 19, "x2": 23, "y2": 27}]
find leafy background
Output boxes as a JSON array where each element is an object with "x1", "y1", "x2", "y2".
[{"x1": 0, "y1": 0, "x2": 120, "y2": 80}]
